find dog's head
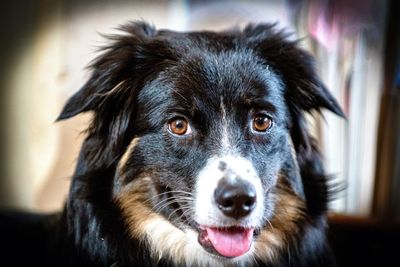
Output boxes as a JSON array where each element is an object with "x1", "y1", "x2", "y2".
[{"x1": 58, "y1": 22, "x2": 343, "y2": 266}]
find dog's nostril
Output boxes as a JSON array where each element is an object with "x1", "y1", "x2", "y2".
[
  {"x1": 244, "y1": 199, "x2": 255, "y2": 208},
  {"x1": 214, "y1": 178, "x2": 257, "y2": 219},
  {"x1": 220, "y1": 199, "x2": 234, "y2": 209},
  {"x1": 218, "y1": 161, "x2": 227, "y2": 171}
]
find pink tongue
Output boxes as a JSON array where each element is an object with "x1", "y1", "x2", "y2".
[{"x1": 206, "y1": 227, "x2": 253, "y2": 258}]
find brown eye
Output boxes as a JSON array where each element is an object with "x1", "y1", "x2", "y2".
[
  {"x1": 252, "y1": 113, "x2": 272, "y2": 132},
  {"x1": 168, "y1": 117, "x2": 192, "y2": 136}
]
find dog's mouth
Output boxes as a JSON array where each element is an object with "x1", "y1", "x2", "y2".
[
  {"x1": 197, "y1": 225, "x2": 254, "y2": 258},
  {"x1": 154, "y1": 184, "x2": 257, "y2": 258}
]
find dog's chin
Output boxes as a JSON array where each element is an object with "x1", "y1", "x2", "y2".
[{"x1": 196, "y1": 224, "x2": 258, "y2": 259}]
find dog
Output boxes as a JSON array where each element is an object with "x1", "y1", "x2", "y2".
[{"x1": 0, "y1": 21, "x2": 344, "y2": 267}]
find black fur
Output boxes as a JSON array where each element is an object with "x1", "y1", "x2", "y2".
[{"x1": 0, "y1": 22, "x2": 343, "y2": 267}]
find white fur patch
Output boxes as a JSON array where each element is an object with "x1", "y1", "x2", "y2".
[
  {"x1": 140, "y1": 214, "x2": 255, "y2": 267},
  {"x1": 220, "y1": 98, "x2": 231, "y2": 152},
  {"x1": 194, "y1": 155, "x2": 265, "y2": 228}
]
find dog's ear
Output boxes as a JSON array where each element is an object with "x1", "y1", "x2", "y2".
[
  {"x1": 244, "y1": 24, "x2": 345, "y2": 118},
  {"x1": 56, "y1": 22, "x2": 159, "y2": 121}
]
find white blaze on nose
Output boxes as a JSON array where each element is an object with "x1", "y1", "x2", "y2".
[
  {"x1": 194, "y1": 155, "x2": 265, "y2": 227},
  {"x1": 220, "y1": 98, "x2": 232, "y2": 152}
]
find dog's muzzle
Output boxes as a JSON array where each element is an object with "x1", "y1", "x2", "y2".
[{"x1": 195, "y1": 156, "x2": 264, "y2": 258}]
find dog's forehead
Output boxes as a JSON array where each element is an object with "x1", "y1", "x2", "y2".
[
  {"x1": 136, "y1": 47, "x2": 287, "y2": 126},
  {"x1": 168, "y1": 50, "x2": 284, "y2": 111}
]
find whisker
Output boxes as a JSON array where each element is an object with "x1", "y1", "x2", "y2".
[
  {"x1": 149, "y1": 194, "x2": 194, "y2": 211},
  {"x1": 167, "y1": 205, "x2": 191, "y2": 221},
  {"x1": 143, "y1": 190, "x2": 193, "y2": 204},
  {"x1": 176, "y1": 206, "x2": 195, "y2": 222},
  {"x1": 151, "y1": 196, "x2": 176, "y2": 210},
  {"x1": 153, "y1": 198, "x2": 193, "y2": 213},
  {"x1": 265, "y1": 218, "x2": 274, "y2": 231}
]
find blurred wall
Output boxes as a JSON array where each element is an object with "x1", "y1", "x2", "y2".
[{"x1": 0, "y1": 0, "x2": 178, "y2": 211}]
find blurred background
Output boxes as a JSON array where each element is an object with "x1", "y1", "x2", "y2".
[{"x1": 0, "y1": 0, "x2": 398, "y2": 221}]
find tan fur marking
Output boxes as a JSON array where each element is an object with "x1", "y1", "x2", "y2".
[
  {"x1": 254, "y1": 175, "x2": 306, "y2": 264},
  {"x1": 118, "y1": 137, "x2": 141, "y2": 171},
  {"x1": 288, "y1": 136, "x2": 300, "y2": 173}
]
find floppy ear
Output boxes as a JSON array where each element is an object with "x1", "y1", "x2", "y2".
[
  {"x1": 56, "y1": 22, "x2": 158, "y2": 121},
  {"x1": 57, "y1": 22, "x2": 179, "y2": 167},
  {"x1": 244, "y1": 24, "x2": 345, "y2": 118}
]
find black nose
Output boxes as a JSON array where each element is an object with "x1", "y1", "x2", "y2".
[{"x1": 214, "y1": 178, "x2": 257, "y2": 219}]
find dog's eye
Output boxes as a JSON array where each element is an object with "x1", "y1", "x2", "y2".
[
  {"x1": 168, "y1": 117, "x2": 192, "y2": 136},
  {"x1": 252, "y1": 113, "x2": 272, "y2": 132}
]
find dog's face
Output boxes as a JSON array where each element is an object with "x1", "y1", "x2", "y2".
[
  {"x1": 117, "y1": 51, "x2": 290, "y2": 262},
  {"x1": 59, "y1": 22, "x2": 343, "y2": 266}
]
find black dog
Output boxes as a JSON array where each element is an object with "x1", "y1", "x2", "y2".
[{"x1": 0, "y1": 22, "x2": 344, "y2": 267}]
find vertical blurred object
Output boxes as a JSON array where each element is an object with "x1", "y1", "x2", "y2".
[
  {"x1": 373, "y1": 0, "x2": 400, "y2": 220},
  {"x1": 0, "y1": 1, "x2": 37, "y2": 210},
  {"x1": 0, "y1": 0, "x2": 79, "y2": 211},
  {"x1": 288, "y1": 0, "x2": 390, "y2": 216}
]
